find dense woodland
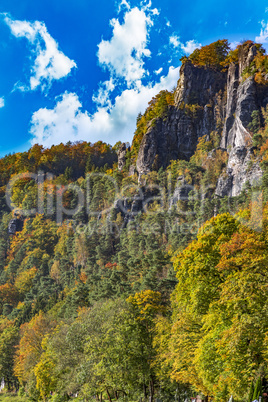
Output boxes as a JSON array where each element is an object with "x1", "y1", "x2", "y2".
[{"x1": 0, "y1": 40, "x2": 268, "y2": 402}]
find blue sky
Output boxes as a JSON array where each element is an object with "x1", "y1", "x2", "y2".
[{"x1": 0, "y1": 0, "x2": 267, "y2": 156}]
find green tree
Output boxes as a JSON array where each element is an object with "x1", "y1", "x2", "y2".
[{"x1": 0, "y1": 317, "x2": 19, "y2": 390}]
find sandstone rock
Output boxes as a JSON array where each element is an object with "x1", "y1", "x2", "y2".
[
  {"x1": 216, "y1": 43, "x2": 267, "y2": 197},
  {"x1": 215, "y1": 147, "x2": 262, "y2": 197},
  {"x1": 128, "y1": 165, "x2": 137, "y2": 176},
  {"x1": 238, "y1": 43, "x2": 257, "y2": 78},
  {"x1": 169, "y1": 176, "x2": 193, "y2": 209},
  {"x1": 175, "y1": 61, "x2": 227, "y2": 107},
  {"x1": 118, "y1": 143, "x2": 127, "y2": 171},
  {"x1": 8, "y1": 217, "x2": 23, "y2": 236},
  {"x1": 136, "y1": 62, "x2": 227, "y2": 177},
  {"x1": 135, "y1": 42, "x2": 268, "y2": 198}
]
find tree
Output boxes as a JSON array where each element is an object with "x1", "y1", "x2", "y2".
[
  {"x1": 14, "y1": 311, "x2": 57, "y2": 395},
  {"x1": 0, "y1": 317, "x2": 19, "y2": 390},
  {"x1": 188, "y1": 39, "x2": 230, "y2": 69},
  {"x1": 169, "y1": 214, "x2": 239, "y2": 396},
  {"x1": 127, "y1": 290, "x2": 165, "y2": 401},
  {"x1": 168, "y1": 207, "x2": 268, "y2": 400}
]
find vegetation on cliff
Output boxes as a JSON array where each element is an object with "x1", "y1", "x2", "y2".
[{"x1": 131, "y1": 89, "x2": 175, "y2": 159}]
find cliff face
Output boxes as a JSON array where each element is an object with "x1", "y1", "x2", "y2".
[
  {"x1": 136, "y1": 61, "x2": 227, "y2": 175},
  {"x1": 135, "y1": 43, "x2": 268, "y2": 196},
  {"x1": 216, "y1": 45, "x2": 266, "y2": 196}
]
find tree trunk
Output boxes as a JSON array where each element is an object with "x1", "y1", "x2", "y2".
[
  {"x1": 150, "y1": 378, "x2": 154, "y2": 402},
  {"x1": 7, "y1": 378, "x2": 11, "y2": 391},
  {"x1": 106, "y1": 388, "x2": 112, "y2": 402},
  {"x1": 144, "y1": 383, "x2": 147, "y2": 400}
]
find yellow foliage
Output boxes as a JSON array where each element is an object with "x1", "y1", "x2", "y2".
[
  {"x1": 127, "y1": 289, "x2": 164, "y2": 321},
  {"x1": 50, "y1": 260, "x2": 61, "y2": 283},
  {"x1": 34, "y1": 353, "x2": 57, "y2": 400},
  {"x1": 14, "y1": 266, "x2": 37, "y2": 295}
]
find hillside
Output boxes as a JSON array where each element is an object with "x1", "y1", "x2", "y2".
[{"x1": 0, "y1": 40, "x2": 268, "y2": 402}]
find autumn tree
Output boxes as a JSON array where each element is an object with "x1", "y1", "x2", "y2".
[
  {"x1": 14, "y1": 312, "x2": 57, "y2": 397},
  {"x1": 188, "y1": 39, "x2": 230, "y2": 69}
]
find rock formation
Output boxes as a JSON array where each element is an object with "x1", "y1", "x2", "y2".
[
  {"x1": 136, "y1": 61, "x2": 227, "y2": 176},
  {"x1": 8, "y1": 216, "x2": 23, "y2": 236},
  {"x1": 215, "y1": 44, "x2": 267, "y2": 196},
  {"x1": 135, "y1": 43, "x2": 268, "y2": 197},
  {"x1": 117, "y1": 143, "x2": 128, "y2": 171}
]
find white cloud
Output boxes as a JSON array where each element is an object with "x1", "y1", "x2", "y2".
[
  {"x1": 181, "y1": 39, "x2": 201, "y2": 54},
  {"x1": 169, "y1": 35, "x2": 180, "y2": 48},
  {"x1": 0, "y1": 97, "x2": 4, "y2": 108},
  {"x1": 30, "y1": 92, "x2": 91, "y2": 145},
  {"x1": 4, "y1": 14, "x2": 77, "y2": 91},
  {"x1": 12, "y1": 81, "x2": 29, "y2": 92},
  {"x1": 230, "y1": 41, "x2": 239, "y2": 50},
  {"x1": 154, "y1": 67, "x2": 163, "y2": 75},
  {"x1": 92, "y1": 78, "x2": 115, "y2": 107},
  {"x1": 256, "y1": 20, "x2": 268, "y2": 43},
  {"x1": 169, "y1": 35, "x2": 201, "y2": 55},
  {"x1": 151, "y1": 8, "x2": 160, "y2": 15},
  {"x1": 118, "y1": 0, "x2": 131, "y2": 13},
  {"x1": 97, "y1": 7, "x2": 153, "y2": 86},
  {"x1": 29, "y1": 3, "x2": 181, "y2": 148},
  {"x1": 30, "y1": 66, "x2": 180, "y2": 147},
  {"x1": 140, "y1": 0, "x2": 159, "y2": 15}
]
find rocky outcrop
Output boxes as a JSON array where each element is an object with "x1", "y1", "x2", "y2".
[
  {"x1": 174, "y1": 60, "x2": 227, "y2": 107},
  {"x1": 216, "y1": 43, "x2": 268, "y2": 196},
  {"x1": 112, "y1": 186, "x2": 162, "y2": 225},
  {"x1": 216, "y1": 147, "x2": 262, "y2": 197},
  {"x1": 238, "y1": 44, "x2": 257, "y2": 78},
  {"x1": 136, "y1": 42, "x2": 268, "y2": 197},
  {"x1": 169, "y1": 176, "x2": 193, "y2": 208},
  {"x1": 136, "y1": 61, "x2": 227, "y2": 176},
  {"x1": 220, "y1": 76, "x2": 257, "y2": 150},
  {"x1": 216, "y1": 72, "x2": 261, "y2": 196},
  {"x1": 117, "y1": 143, "x2": 128, "y2": 171},
  {"x1": 8, "y1": 217, "x2": 23, "y2": 236},
  {"x1": 136, "y1": 117, "x2": 180, "y2": 176}
]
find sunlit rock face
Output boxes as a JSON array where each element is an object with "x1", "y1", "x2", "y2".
[{"x1": 136, "y1": 61, "x2": 227, "y2": 176}]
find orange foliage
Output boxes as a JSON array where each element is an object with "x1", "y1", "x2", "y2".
[
  {"x1": 14, "y1": 312, "x2": 57, "y2": 384},
  {"x1": 104, "y1": 262, "x2": 117, "y2": 269},
  {"x1": 79, "y1": 271, "x2": 88, "y2": 283},
  {"x1": 0, "y1": 140, "x2": 116, "y2": 187},
  {"x1": 188, "y1": 39, "x2": 230, "y2": 69}
]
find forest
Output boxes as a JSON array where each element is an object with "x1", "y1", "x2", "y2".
[{"x1": 0, "y1": 40, "x2": 268, "y2": 402}]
